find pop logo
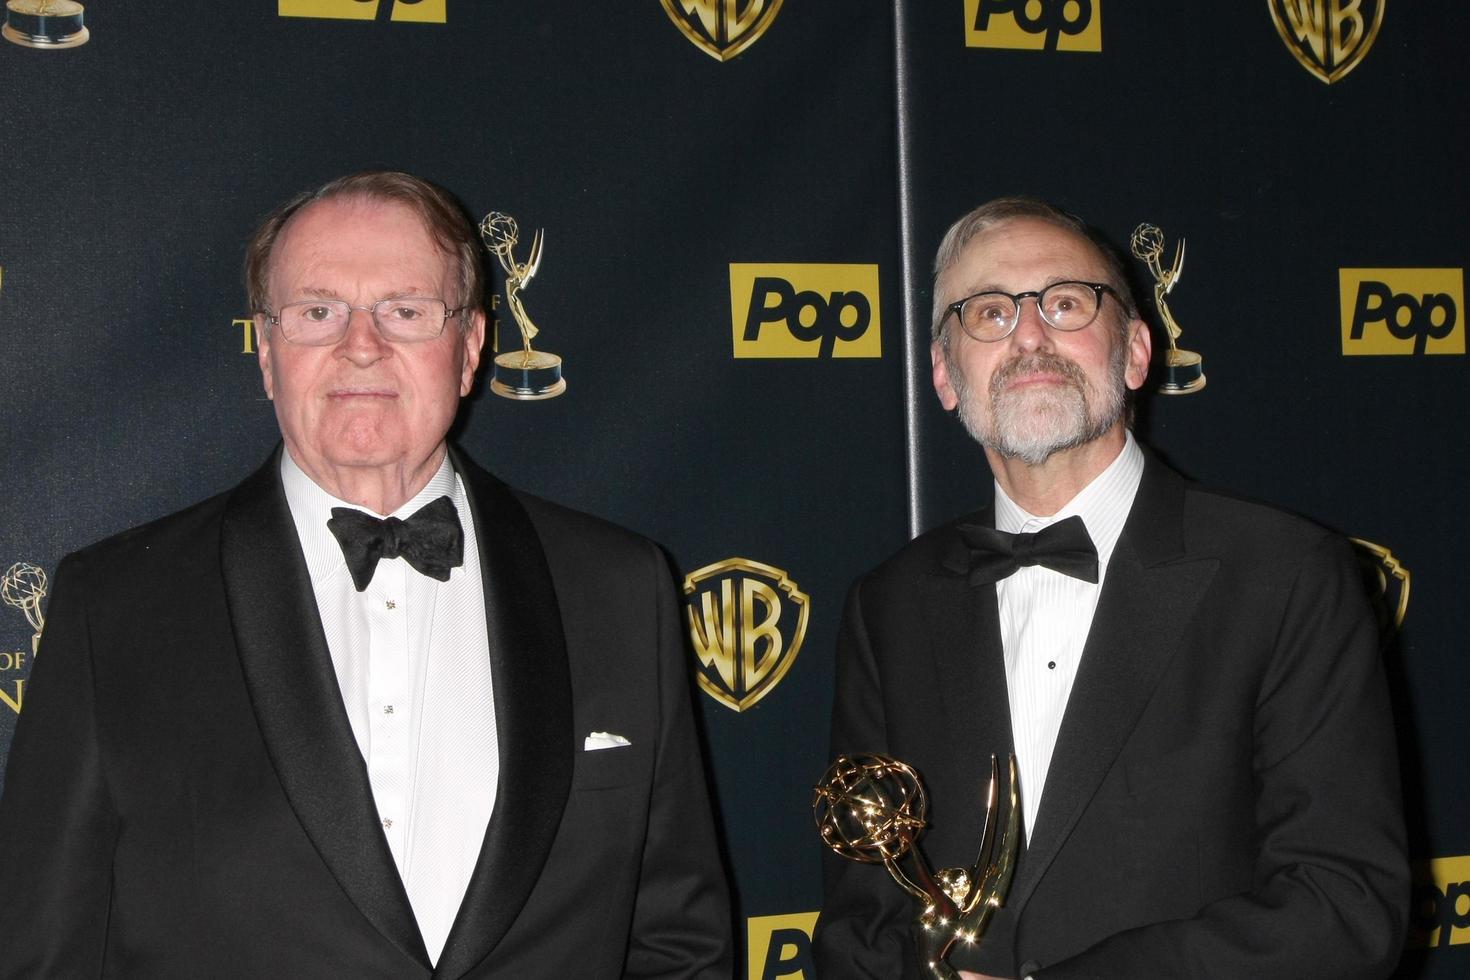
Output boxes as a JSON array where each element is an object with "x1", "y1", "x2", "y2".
[
  {"x1": 730, "y1": 264, "x2": 881, "y2": 358},
  {"x1": 1340, "y1": 269, "x2": 1465, "y2": 356},
  {"x1": 278, "y1": 0, "x2": 446, "y2": 23},
  {"x1": 964, "y1": 0, "x2": 1101, "y2": 52},
  {"x1": 683, "y1": 558, "x2": 809, "y2": 712},
  {"x1": 746, "y1": 912, "x2": 817, "y2": 979},
  {"x1": 1408, "y1": 855, "x2": 1470, "y2": 948}
]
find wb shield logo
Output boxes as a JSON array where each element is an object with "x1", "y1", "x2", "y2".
[
  {"x1": 683, "y1": 558, "x2": 808, "y2": 712},
  {"x1": 279, "y1": 0, "x2": 446, "y2": 22},
  {"x1": 1270, "y1": 0, "x2": 1384, "y2": 84},
  {"x1": 964, "y1": 0, "x2": 1102, "y2": 52},
  {"x1": 1340, "y1": 269, "x2": 1464, "y2": 355},
  {"x1": 661, "y1": 0, "x2": 783, "y2": 62},
  {"x1": 731, "y1": 264, "x2": 881, "y2": 358}
]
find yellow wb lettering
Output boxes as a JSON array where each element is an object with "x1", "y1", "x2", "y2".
[
  {"x1": 689, "y1": 581, "x2": 739, "y2": 691},
  {"x1": 741, "y1": 578, "x2": 783, "y2": 686},
  {"x1": 1280, "y1": 0, "x2": 1327, "y2": 61},
  {"x1": 1330, "y1": 0, "x2": 1365, "y2": 64}
]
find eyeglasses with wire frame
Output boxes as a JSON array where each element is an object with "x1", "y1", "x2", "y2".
[
  {"x1": 263, "y1": 298, "x2": 467, "y2": 346},
  {"x1": 943, "y1": 281, "x2": 1119, "y2": 343}
]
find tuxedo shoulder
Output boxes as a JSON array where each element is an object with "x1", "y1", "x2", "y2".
[
  {"x1": 855, "y1": 510, "x2": 982, "y2": 593},
  {"x1": 512, "y1": 489, "x2": 662, "y2": 564},
  {"x1": 59, "y1": 488, "x2": 233, "y2": 575},
  {"x1": 1178, "y1": 480, "x2": 1341, "y2": 553}
]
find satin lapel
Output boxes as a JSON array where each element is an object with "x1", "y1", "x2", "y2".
[
  {"x1": 1005, "y1": 460, "x2": 1218, "y2": 912},
  {"x1": 220, "y1": 451, "x2": 429, "y2": 966},
  {"x1": 930, "y1": 508, "x2": 1016, "y2": 774},
  {"x1": 434, "y1": 451, "x2": 574, "y2": 980},
  {"x1": 929, "y1": 505, "x2": 1011, "y2": 834}
]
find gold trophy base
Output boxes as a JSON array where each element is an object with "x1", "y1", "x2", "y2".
[
  {"x1": 490, "y1": 349, "x2": 566, "y2": 401},
  {"x1": 1158, "y1": 348, "x2": 1206, "y2": 395},
  {"x1": 3, "y1": 0, "x2": 88, "y2": 48}
]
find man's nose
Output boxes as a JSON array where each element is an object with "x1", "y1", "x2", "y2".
[
  {"x1": 1008, "y1": 296, "x2": 1053, "y2": 352},
  {"x1": 337, "y1": 307, "x2": 390, "y2": 364}
]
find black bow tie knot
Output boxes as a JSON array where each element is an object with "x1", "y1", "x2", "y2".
[
  {"x1": 954, "y1": 514, "x2": 1099, "y2": 586},
  {"x1": 327, "y1": 495, "x2": 465, "y2": 592}
]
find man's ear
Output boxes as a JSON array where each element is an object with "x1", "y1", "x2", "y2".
[
  {"x1": 255, "y1": 314, "x2": 274, "y2": 401},
  {"x1": 1123, "y1": 317, "x2": 1152, "y2": 391},
  {"x1": 932, "y1": 339, "x2": 960, "y2": 411},
  {"x1": 460, "y1": 309, "x2": 486, "y2": 396}
]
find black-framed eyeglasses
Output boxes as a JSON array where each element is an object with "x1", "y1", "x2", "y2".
[
  {"x1": 943, "y1": 281, "x2": 1118, "y2": 343},
  {"x1": 261, "y1": 298, "x2": 466, "y2": 346}
]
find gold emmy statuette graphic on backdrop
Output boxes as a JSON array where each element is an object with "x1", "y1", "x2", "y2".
[
  {"x1": 1131, "y1": 222, "x2": 1206, "y2": 395},
  {"x1": 1269, "y1": 0, "x2": 1384, "y2": 85},
  {"x1": 814, "y1": 753, "x2": 1021, "y2": 980},
  {"x1": 1349, "y1": 538, "x2": 1410, "y2": 632},
  {"x1": 2, "y1": 0, "x2": 89, "y2": 48},
  {"x1": 2, "y1": 562, "x2": 48, "y2": 657},
  {"x1": 479, "y1": 211, "x2": 566, "y2": 401},
  {"x1": 659, "y1": 0, "x2": 783, "y2": 62}
]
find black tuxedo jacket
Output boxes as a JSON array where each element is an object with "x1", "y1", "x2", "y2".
[
  {"x1": 0, "y1": 450, "x2": 732, "y2": 978},
  {"x1": 814, "y1": 456, "x2": 1408, "y2": 979}
]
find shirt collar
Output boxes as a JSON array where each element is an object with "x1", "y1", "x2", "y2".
[
  {"x1": 993, "y1": 431, "x2": 1144, "y2": 566},
  {"x1": 280, "y1": 450, "x2": 460, "y2": 585}
]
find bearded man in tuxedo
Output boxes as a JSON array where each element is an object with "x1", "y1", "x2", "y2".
[
  {"x1": 0, "y1": 171, "x2": 731, "y2": 978},
  {"x1": 813, "y1": 198, "x2": 1408, "y2": 979}
]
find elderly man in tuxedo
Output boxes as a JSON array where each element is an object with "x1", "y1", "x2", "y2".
[
  {"x1": 813, "y1": 198, "x2": 1408, "y2": 979},
  {"x1": 0, "y1": 171, "x2": 731, "y2": 978}
]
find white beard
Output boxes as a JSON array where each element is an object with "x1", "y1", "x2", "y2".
[{"x1": 951, "y1": 344, "x2": 1126, "y2": 466}]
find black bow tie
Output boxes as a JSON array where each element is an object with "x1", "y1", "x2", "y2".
[
  {"x1": 327, "y1": 496, "x2": 465, "y2": 592},
  {"x1": 954, "y1": 515, "x2": 1099, "y2": 586}
]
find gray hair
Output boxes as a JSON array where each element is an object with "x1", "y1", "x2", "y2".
[
  {"x1": 246, "y1": 170, "x2": 485, "y2": 331},
  {"x1": 930, "y1": 197, "x2": 1138, "y2": 343}
]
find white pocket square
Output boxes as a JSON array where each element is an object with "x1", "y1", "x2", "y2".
[{"x1": 584, "y1": 731, "x2": 632, "y2": 751}]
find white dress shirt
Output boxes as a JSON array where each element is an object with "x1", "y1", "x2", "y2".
[
  {"x1": 281, "y1": 452, "x2": 498, "y2": 966},
  {"x1": 993, "y1": 433, "x2": 1144, "y2": 841}
]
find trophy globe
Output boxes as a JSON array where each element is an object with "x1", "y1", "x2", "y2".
[
  {"x1": 1129, "y1": 223, "x2": 1165, "y2": 267},
  {"x1": 2, "y1": 561, "x2": 48, "y2": 656},
  {"x1": 813, "y1": 754, "x2": 928, "y2": 865}
]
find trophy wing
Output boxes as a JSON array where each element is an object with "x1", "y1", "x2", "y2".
[
  {"x1": 524, "y1": 228, "x2": 544, "y2": 282},
  {"x1": 1167, "y1": 238, "x2": 1186, "y2": 290},
  {"x1": 974, "y1": 755, "x2": 1022, "y2": 912},
  {"x1": 966, "y1": 755, "x2": 1001, "y2": 901}
]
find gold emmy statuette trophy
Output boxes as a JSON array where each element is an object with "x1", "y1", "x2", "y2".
[
  {"x1": 1131, "y1": 222, "x2": 1206, "y2": 395},
  {"x1": 479, "y1": 210, "x2": 566, "y2": 401},
  {"x1": 814, "y1": 753, "x2": 1021, "y2": 980},
  {"x1": 2, "y1": 562, "x2": 48, "y2": 657},
  {"x1": 3, "y1": 0, "x2": 90, "y2": 49}
]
